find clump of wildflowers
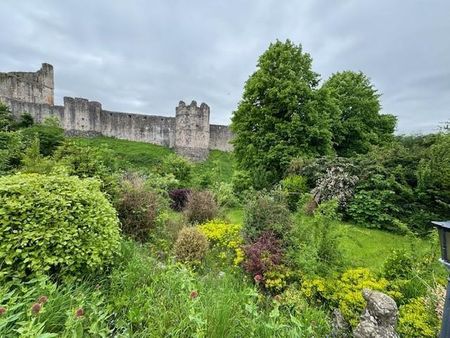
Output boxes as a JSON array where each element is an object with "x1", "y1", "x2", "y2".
[{"x1": 197, "y1": 219, "x2": 244, "y2": 266}]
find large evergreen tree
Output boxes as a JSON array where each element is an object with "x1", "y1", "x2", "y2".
[
  {"x1": 231, "y1": 40, "x2": 335, "y2": 188},
  {"x1": 322, "y1": 71, "x2": 397, "y2": 156}
]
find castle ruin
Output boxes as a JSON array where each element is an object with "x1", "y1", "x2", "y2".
[{"x1": 0, "y1": 63, "x2": 233, "y2": 161}]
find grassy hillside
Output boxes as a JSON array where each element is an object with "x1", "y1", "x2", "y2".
[
  {"x1": 71, "y1": 136, "x2": 235, "y2": 182},
  {"x1": 71, "y1": 136, "x2": 173, "y2": 169}
]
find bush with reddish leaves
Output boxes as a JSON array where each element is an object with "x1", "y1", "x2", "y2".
[
  {"x1": 243, "y1": 232, "x2": 283, "y2": 280},
  {"x1": 169, "y1": 189, "x2": 192, "y2": 211},
  {"x1": 116, "y1": 176, "x2": 162, "y2": 242}
]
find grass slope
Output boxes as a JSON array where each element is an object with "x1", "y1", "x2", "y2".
[
  {"x1": 71, "y1": 136, "x2": 173, "y2": 169},
  {"x1": 71, "y1": 136, "x2": 235, "y2": 182}
]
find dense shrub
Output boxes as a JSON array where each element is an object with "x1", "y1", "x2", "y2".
[
  {"x1": 280, "y1": 175, "x2": 308, "y2": 211},
  {"x1": 53, "y1": 141, "x2": 120, "y2": 200},
  {"x1": 0, "y1": 131, "x2": 23, "y2": 174},
  {"x1": 0, "y1": 102, "x2": 14, "y2": 131},
  {"x1": 211, "y1": 181, "x2": 239, "y2": 208},
  {"x1": 116, "y1": 176, "x2": 162, "y2": 242},
  {"x1": 0, "y1": 173, "x2": 120, "y2": 280},
  {"x1": 198, "y1": 219, "x2": 244, "y2": 266},
  {"x1": 174, "y1": 227, "x2": 209, "y2": 264},
  {"x1": 243, "y1": 232, "x2": 283, "y2": 284},
  {"x1": 288, "y1": 202, "x2": 343, "y2": 276},
  {"x1": 243, "y1": 192, "x2": 292, "y2": 242},
  {"x1": 143, "y1": 171, "x2": 180, "y2": 194},
  {"x1": 298, "y1": 193, "x2": 318, "y2": 215},
  {"x1": 191, "y1": 171, "x2": 213, "y2": 189},
  {"x1": 397, "y1": 297, "x2": 439, "y2": 338},
  {"x1": 14, "y1": 112, "x2": 34, "y2": 129},
  {"x1": 20, "y1": 137, "x2": 54, "y2": 174},
  {"x1": 160, "y1": 153, "x2": 193, "y2": 187},
  {"x1": 169, "y1": 188, "x2": 191, "y2": 211},
  {"x1": 20, "y1": 119, "x2": 64, "y2": 156},
  {"x1": 347, "y1": 174, "x2": 409, "y2": 232},
  {"x1": 184, "y1": 190, "x2": 219, "y2": 224},
  {"x1": 417, "y1": 133, "x2": 450, "y2": 222},
  {"x1": 231, "y1": 169, "x2": 253, "y2": 195}
]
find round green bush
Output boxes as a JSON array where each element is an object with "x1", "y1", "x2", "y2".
[{"x1": 0, "y1": 173, "x2": 121, "y2": 280}]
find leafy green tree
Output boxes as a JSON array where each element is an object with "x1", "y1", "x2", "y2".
[
  {"x1": 231, "y1": 40, "x2": 334, "y2": 188},
  {"x1": 322, "y1": 71, "x2": 397, "y2": 156}
]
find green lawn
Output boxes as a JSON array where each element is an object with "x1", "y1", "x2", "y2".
[
  {"x1": 225, "y1": 207, "x2": 443, "y2": 274},
  {"x1": 337, "y1": 223, "x2": 440, "y2": 271}
]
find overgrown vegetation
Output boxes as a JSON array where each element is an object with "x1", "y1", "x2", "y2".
[{"x1": 0, "y1": 38, "x2": 448, "y2": 336}]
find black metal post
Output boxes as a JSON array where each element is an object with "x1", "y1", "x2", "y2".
[{"x1": 441, "y1": 277, "x2": 450, "y2": 338}]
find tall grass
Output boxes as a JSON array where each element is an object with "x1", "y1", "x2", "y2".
[
  {"x1": 0, "y1": 241, "x2": 330, "y2": 337},
  {"x1": 107, "y1": 241, "x2": 329, "y2": 337}
]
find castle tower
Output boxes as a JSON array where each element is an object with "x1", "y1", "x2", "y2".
[
  {"x1": 0, "y1": 63, "x2": 54, "y2": 105},
  {"x1": 175, "y1": 100, "x2": 210, "y2": 161},
  {"x1": 63, "y1": 97, "x2": 102, "y2": 134}
]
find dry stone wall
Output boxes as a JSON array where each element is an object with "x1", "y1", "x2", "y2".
[{"x1": 0, "y1": 63, "x2": 233, "y2": 160}]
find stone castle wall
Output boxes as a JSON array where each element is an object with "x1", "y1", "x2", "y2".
[{"x1": 0, "y1": 63, "x2": 233, "y2": 160}]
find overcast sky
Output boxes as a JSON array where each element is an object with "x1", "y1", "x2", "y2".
[{"x1": 0, "y1": 0, "x2": 449, "y2": 133}]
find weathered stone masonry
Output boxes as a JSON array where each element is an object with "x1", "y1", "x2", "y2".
[{"x1": 0, "y1": 63, "x2": 233, "y2": 160}]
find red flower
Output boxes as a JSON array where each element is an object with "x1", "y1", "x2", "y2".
[
  {"x1": 254, "y1": 274, "x2": 263, "y2": 283},
  {"x1": 190, "y1": 290, "x2": 198, "y2": 299},
  {"x1": 75, "y1": 308, "x2": 84, "y2": 318},
  {"x1": 0, "y1": 306, "x2": 6, "y2": 315},
  {"x1": 38, "y1": 295, "x2": 48, "y2": 304},
  {"x1": 31, "y1": 303, "x2": 42, "y2": 315}
]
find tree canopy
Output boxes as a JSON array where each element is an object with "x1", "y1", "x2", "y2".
[
  {"x1": 231, "y1": 40, "x2": 334, "y2": 187},
  {"x1": 231, "y1": 40, "x2": 397, "y2": 188},
  {"x1": 322, "y1": 71, "x2": 397, "y2": 156}
]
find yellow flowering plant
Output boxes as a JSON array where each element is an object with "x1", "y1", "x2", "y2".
[
  {"x1": 263, "y1": 265, "x2": 292, "y2": 293},
  {"x1": 197, "y1": 219, "x2": 245, "y2": 266},
  {"x1": 301, "y1": 268, "x2": 395, "y2": 328}
]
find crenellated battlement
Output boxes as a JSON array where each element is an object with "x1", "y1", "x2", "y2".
[
  {"x1": 175, "y1": 100, "x2": 210, "y2": 160},
  {"x1": 0, "y1": 63, "x2": 232, "y2": 160}
]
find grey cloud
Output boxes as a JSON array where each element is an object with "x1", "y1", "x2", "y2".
[{"x1": 0, "y1": 0, "x2": 448, "y2": 132}]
